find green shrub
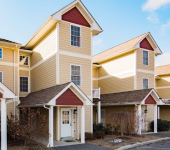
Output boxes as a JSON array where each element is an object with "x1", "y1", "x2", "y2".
[
  {"x1": 93, "y1": 123, "x2": 104, "y2": 132},
  {"x1": 151, "y1": 119, "x2": 170, "y2": 131},
  {"x1": 85, "y1": 132, "x2": 94, "y2": 140},
  {"x1": 104, "y1": 123, "x2": 113, "y2": 135}
]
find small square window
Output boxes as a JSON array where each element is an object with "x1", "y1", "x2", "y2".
[{"x1": 20, "y1": 56, "x2": 29, "y2": 66}]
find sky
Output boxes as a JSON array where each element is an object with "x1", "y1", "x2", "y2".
[{"x1": 0, "y1": 0, "x2": 170, "y2": 66}]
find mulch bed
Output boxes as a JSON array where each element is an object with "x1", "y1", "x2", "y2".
[{"x1": 86, "y1": 134, "x2": 162, "y2": 149}]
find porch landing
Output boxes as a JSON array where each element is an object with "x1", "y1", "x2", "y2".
[{"x1": 33, "y1": 136, "x2": 81, "y2": 147}]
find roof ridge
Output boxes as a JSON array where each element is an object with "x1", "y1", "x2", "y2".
[
  {"x1": 93, "y1": 32, "x2": 148, "y2": 57},
  {"x1": 101, "y1": 88, "x2": 153, "y2": 95}
]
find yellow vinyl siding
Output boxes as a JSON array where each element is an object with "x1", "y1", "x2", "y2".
[
  {"x1": 0, "y1": 48, "x2": 13, "y2": 63},
  {"x1": 59, "y1": 21, "x2": 91, "y2": 56},
  {"x1": 31, "y1": 55, "x2": 56, "y2": 92},
  {"x1": 19, "y1": 70, "x2": 29, "y2": 76},
  {"x1": 136, "y1": 72, "x2": 154, "y2": 90},
  {"x1": 93, "y1": 80, "x2": 98, "y2": 89},
  {"x1": 93, "y1": 67, "x2": 98, "y2": 78},
  {"x1": 156, "y1": 89, "x2": 170, "y2": 99},
  {"x1": 59, "y1": 54, "x2": 91, "y2": 96},
  {"x1": 147, "y1": 105, "x2": 154, "y2": 130},
  {"x1": 137, "y1": 49, "x2": 154, "y2": 71},
  {"x1": 98, "y1": 72, "x2": 134, "y2": 94},
  {"x1": 30, "y1": 27, "x2": 56, "y2": 67},
  {"x1": 98, "y1": 52, "x2": 134, "y2": 78},
  {"x1": 156, "y1": 75, "x2": 170, "y2": 87}
]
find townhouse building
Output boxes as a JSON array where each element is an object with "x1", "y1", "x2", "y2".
[
  {"x1": 92, "y1": 32, "x2": 164, "y2": 133},
  {"x1": 0, "y1": 0, "x2": 102, "y2": 147}
]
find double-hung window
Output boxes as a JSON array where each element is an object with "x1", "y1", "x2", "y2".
[
  {"x1": 20, "y1": 77, "x2": 29, "y2": 92},
  {"x1": 71, "y1": 65, "x2": 81, "y2": 86},
  {"x1": 0, "y1": 48, "x2": 3, "y2": 59},
  {"x1": 143, "y1": 78, "x2": 149, "y2": 89},
  {"x1": 143, "y1": 50, "x2": 148, "y2": 65},
  {"x1": 20, "y1": 56, "x2": 29, "y2": 66},
  {"x1": 71, "y1": 25, "x2": 81, "y2": 47},
  {"x1": 0, "y1": 72, "x2": 3, "y2": 83}
]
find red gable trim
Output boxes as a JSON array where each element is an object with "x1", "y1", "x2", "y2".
[
  {"x1": 145, "y1": 95, "x2": 156, "y2": 104},
  {"x1": 140, "y1": 38, "x2": 154, "y2": 51},
  {"x1": 62, "y1": 7, "x2": 90, "y2": 27},
  {"x1": 0, "y1": 92, "x2": 3, "y2": 98},
  {"x1": 56, "y1": 88, "x2": 83, "y2": 106}
]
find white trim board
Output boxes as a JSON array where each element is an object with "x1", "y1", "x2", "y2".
[
  {"x1": 137, "y1": 69, "x2": 154, "y2": 74},
  {"x1": 155, "y1": 86, "x2": 170, "y2": 89},
  {"x1": 59, "y1": 50, "x2": 91, "y2": 59},
  {"x1": 19, "y1": 67, "x2": 29, "y2": 71},
  {"x1": 0, "y1": 61, "x2": 18, "y2": 67}
]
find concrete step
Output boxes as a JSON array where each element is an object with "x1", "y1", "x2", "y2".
[{"x1": 61, "y1": 136, "x2": 76, "y2": 142}]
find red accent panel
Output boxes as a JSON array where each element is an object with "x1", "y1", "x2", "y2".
[
  {"x1": 62, "y1": 7, "x2": 90, "y2": 27},
  {"x1": 0, "y1": 92, "x2": 3, "y2": 98},
  {"x1": 140, "y1": 38, "x2": 154, "y2": 51},
  {"x1": 145, "y1": 95, "x2": 156, "y2": 104},
  {"x1": 56, "y1": 89, "x2": 83, "y2": 106}
]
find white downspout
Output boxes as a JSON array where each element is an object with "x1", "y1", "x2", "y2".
[
  {"x1": 43, "y1": 105, "x2": 50, "y2": 147},
  {"x1": 13, "y1": 45, "x2": 17, "y2": 117}
]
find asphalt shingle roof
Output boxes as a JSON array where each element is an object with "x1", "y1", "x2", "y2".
[{"x1": 18, "y1": 82, "x2": 71, "y2": 107}]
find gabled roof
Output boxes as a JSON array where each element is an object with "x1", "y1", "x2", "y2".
[
  {"x1": 155, "y1": 65, "x2": 170, "y2": 76},
  {"x1": 93, "y1": 32, "x2": 162, "y2": 63},
  {"x1": 25, "y1": 0, "x2": 102, "y2": 49},
  {"x1": 0, "y1": 82, "x2": 17, "y2": 99},
  {"x1": 94, "y1": 89, "x2": 163, "y2": 105},
  {"x1": 18, "y1": 82, "x2": 93, "y2": 107}
]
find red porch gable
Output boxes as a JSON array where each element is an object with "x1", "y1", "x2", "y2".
[
  {"x1": 140, "y1": 38, "x2": 154, "y2": 51},
  {"x1": 0, "y1": 92, "x2": 3, "y2": 98},
  {"x1": 62, "y1": 7, "x2": 90, "y2": 27},
  {"x1": 145, "y1": 95, "x2": 156, "y2": 104},
  {"x1": 56, "y1": 88, "x2": 83, "y2": 105}
]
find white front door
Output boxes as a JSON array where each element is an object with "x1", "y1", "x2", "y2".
[{"x1": 61, "y1": 109, "x2": 72, "y2": 137}]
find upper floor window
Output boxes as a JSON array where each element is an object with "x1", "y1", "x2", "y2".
[
  {"x1": 71, "y1": 25, "x2": 81, "y2": 47},
  {"x1": 20, "y1": 56, "x2": 29, "y2": 66},
  {"x1": 143, "y1": 78, "x2": 149, "y2": 89},
  {"x1": 20, "y1": 77, "x2": 29, "y2": 92},
  {"x1": 0, "y1": 48, "x2": 3, "y2": 59},
  {"x1": 71, "y1": 65, "x2": 81, "y2": 86},
  {"x1": 143, "y1": 50, "x2": 148, "y2": 65},
  {"x1": 0, "y1": 72, "x2": 3, "y2": 83}
]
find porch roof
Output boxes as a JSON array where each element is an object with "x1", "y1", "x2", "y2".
[
  {"x1": 94, "y1": 89, "x2": 163, "y2": 106},
  {"x1": 18, "y1": 82, "x2": 71, "y2": 107}
]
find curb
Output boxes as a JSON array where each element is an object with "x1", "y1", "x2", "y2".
[{"x1": 116, "y1": 137, "x2": 170, "y2": 150}]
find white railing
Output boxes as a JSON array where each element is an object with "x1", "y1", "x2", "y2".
[{"x1": 92, "y1": 87, "x2": 100, "y2": 99}]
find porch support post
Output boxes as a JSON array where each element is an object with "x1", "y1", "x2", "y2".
[
  {"x1": 157, "y1": 106, "x2": 160, "y2": 119},
  {"x1": 81, "y1": 106, "x2": 85, "y2": 143},
  {"x1": 49, "y1": 105, "x2": 54, "y2": 147},
  {"x1": 154, "y1": 105, "x2": 157, "y2": 133},
  {"x1": 97, "y1": 101, "x2": 101, "y2": 123},
  {"x1": 77, "y1": 106, "x2": 79, "y2": 140},
  {"x1": 1, "y1": 98, "x2": 7, "y2": 150},
  {"x1": 137, "y1": 104, "x2": 141, "y2": 135}
]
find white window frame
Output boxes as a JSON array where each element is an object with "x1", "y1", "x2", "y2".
[
  {"x1": 70, "y1": 24, "x2": 81, "y2": 48},
  {"x1": 0, "y1": 48, "x2": 3, "y2": 59},
  {"x1": 70, "y1": 64, "x2": 82, "y2": 87},
  {"x1": 143, "y1": 78, "x2": 149, "y2": 89},
  {"x1": 20, "y1": 76, "x2": 29, "y2": 93},
  {"x1": 20, "y1": 55, "x2": 29, "y2": 66},
  {"x1": 143, "y1": 50, "x2": 149, "y2": 66},
  {"x1": 0, "y1": 71, "x2": 3, "y2": 83}
]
